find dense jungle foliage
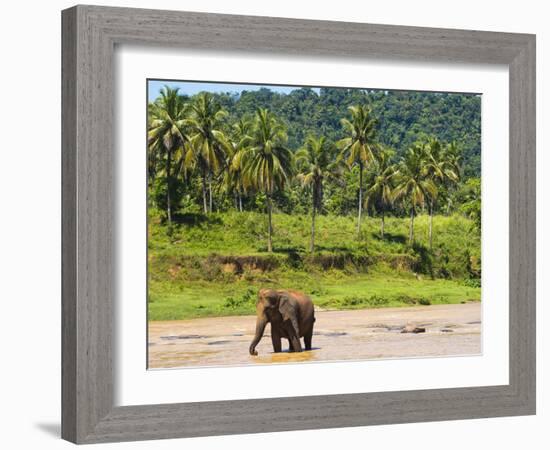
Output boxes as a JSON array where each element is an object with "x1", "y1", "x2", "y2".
[{"x1": 215, "y1": 87, "x2": 481, "y2": 177}]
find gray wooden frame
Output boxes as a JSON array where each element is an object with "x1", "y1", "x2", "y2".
[{"x1": 62, "y1": 4, "x2": 536, "y2": 444}]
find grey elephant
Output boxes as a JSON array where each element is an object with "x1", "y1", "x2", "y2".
[{"x1": 249, "y1": 288, "x2": 315, "y2": 356}]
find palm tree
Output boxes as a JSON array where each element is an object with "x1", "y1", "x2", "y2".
[
  {"x1": 296, "y1": 135, "x2": 339, "y2": 253},
  {"x1": 444, "y1": 141, "x2": 462, "y2": 178},
  {"x1": 184, "y1": 92, "x2": 232, "y2": 213},
  {"x1": 365, "y1": 149, "x2": 396, "y2": 239},
  {"x1": 223, "y1": 155, "x2": 245, "y2": 212},
  {"x1": 423, "y1": 138, "x2": 444, "y2": 248},
  {"x1": 241, "y1": 108, "x2": 293, "y2": 252},
  {"x1": 226, "y1": 117, "x2": 254, "y2": 211},
  {"x1": 393, "y1": 144, "x2": 437, "y2": 244},
  {"x1": 147, "y1": 86, "x2": 188, "y2": 223},
  {"x1": 337, "y1": 105, "x2": 380, "y2": 237},
  {"x1": 423, "y1": 138, "x2": 460, "y2": 248},
  {"x1": 442, "y1": 140, "x2": 462, "y2": 210},
  {"x1": 459, "y1": 178, "x2": 481, "y2": 230}
]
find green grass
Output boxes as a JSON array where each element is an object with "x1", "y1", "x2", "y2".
[
  {"x1": 148, "y1": 271, "x2": 480, "y2": 321},
  {"x1": 148, "y1": 210, "x2": 481, "y2": 321}
]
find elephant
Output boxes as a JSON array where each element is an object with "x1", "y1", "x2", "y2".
[{"x1": 249, "y1": 288, "x2": 315, "y2": 356}]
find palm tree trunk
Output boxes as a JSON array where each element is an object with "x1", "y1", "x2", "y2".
[
  {"x1": 381, "y1": 210, "x2": 385, "y2": 239},
  {"x1": 238, "y1": 193, "x2": 243, "y2": 212},
  {"x1": 310, "y1": 191, "x2": 316, "y2": 253},
  {"x1": 409, "y1": 208, "x2": 415, "y2": 244},
  {"x1": 428, "y1": 202, "x2": 433, "y2": 249},
  {"x1": 166, "y1": 148, "x2": 172, "y2": 223},
  {"x1": 357, "y1": 162, "x2": 363, "y2": 236},
  {"x1": 208, "y1": 176, "x2": 213, "y2": 213},
  {"x1": 267, "y1": 192, "x2": 273, "y2": 253},
  {"x1": 201, "y1": 170, "x2": 208, "y2": 214}
]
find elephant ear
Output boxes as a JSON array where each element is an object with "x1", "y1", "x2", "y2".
[{"x1": 278, "y1": 295, "x2": 295, "y2": 322}]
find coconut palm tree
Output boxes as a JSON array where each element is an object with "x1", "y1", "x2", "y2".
[
  {"x1": 337, "y1": 105, "x2": 380, "y2": 237},
  {"x1": 184, "y1": 92, "x2": 232, "y2": 213},
  {"x1": 225, "y1": 117, "x2": 254, "y2": 211},
  {"x1": 365, "y1": 149, "x2": 396, "y2": 239},
  {"x1": 444, "y1": 141, "x2": 462, "y2": 178},
  {"x1": 443, "y1": 140, "x2": 463, "y2": 211},
  {"x1": 296, "y1": 135, "x2": 339, "y2": 253},
  {"x1": 459, "y1": 177, "x2": 481, "y2": 230},
  {"x1": 393, "y1": 143, "x2": 437, "y2": 244},
  {"x1": 423, "y1": 138, "x2": 460, "y2": 248},
  {"x1": 147, "y1": 86, "x2": 188, "y2": 223},
  {"x1": 223, "y1": 154, "x2": 245, "y2": 212},
  {"x1": 241, "y1": 108, "x2": 293, "y2": 252},
  {"x1": 423, "y1": 138, "x2": 444, "y2": 248}
]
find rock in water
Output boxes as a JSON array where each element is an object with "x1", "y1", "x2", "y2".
[{"x1": 401, "y1": 325, "x2": 426, "y2": 333}]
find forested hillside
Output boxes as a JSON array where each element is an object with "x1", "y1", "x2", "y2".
[{"x1": 210, "y1": 87, "x2": 481, "y2": 177}]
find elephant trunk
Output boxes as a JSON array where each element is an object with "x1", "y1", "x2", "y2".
[{"x1": 249, "y1": 316, "x2": 268, "y2": 356}]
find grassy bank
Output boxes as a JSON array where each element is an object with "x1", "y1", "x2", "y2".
[
  {"x1": 148, "y1": 211, "x2": 481, "y2": 321},
  {"x1": 149, "y1": 273, "x2": 480, "y2": 321}
]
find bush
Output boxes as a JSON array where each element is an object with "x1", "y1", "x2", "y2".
[
  {"x1": 462, "y1": 278, "x2": 481, "y2": 288},
  {"x1": 340, "y1": 295, "x2": 390, "y2": 308},
  {"x1": 395, "y1": 295, "x2": 431, "y2": 306},
  {"x1": 222, "y1": 288, "x2": 257, "y2": 309}
]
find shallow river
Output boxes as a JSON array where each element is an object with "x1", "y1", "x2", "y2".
[{"x1": 148, "y1": 303, "x2": 481, "y2": 369}]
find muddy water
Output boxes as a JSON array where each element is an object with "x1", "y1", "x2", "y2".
[{"x1": 148, "y1": 303, "x2": 481, "y2": 369}]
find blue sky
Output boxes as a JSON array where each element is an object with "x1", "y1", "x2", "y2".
[{"x1": 147, "y1": 80, "x2": 320, "y2": 102}]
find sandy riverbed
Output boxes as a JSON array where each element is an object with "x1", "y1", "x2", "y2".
[{"x1": 148, "y1": 302, "x2": 481, "y2": 369}]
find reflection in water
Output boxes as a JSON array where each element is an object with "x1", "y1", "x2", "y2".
[{"x1": 252, "y1": 350, "x2": 318, "y2": 364}]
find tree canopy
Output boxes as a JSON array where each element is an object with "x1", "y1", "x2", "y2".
[{"x1": 213, "y1": 87, "x2": 481, "y2": 177}]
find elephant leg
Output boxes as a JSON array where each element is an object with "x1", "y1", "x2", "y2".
[
  {"x1": 304, "y1": 328, "x2": 313, "y2": 351},
  {"x1": 288, "y1": 327, "x2": 302, "y2": 353},
  {"x1": 286, "y1": 338, "x2": 294, "y2": 352},
  {"x1": 271, "y1": 328, "x2": 282, "y2": 353}
]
